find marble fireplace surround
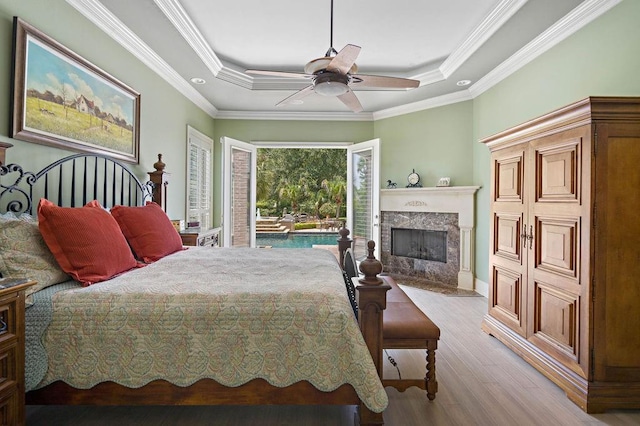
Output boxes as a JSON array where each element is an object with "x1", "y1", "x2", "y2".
[{"x1": 380, "y1": 186, "x2": 480, "y2": 290}]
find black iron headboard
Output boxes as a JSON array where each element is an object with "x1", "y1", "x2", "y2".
[{"x1": 0, "y1": 153, "x2": 153, "y2": 215}]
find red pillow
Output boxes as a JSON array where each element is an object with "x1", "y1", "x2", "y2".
[
  {"x1": 110, "y1": 202, "x2": 183, "y2": 263},
  {"x1": 37, "y1": 199, "x2": 139, "y2": 286}
]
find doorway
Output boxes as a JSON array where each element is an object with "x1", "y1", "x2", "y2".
[{"x1": 221, "y1": 138, "x2": 380, "y2": 259}]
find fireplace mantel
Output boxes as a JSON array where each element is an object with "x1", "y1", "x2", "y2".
[{"x1": 380, "y1": 186, "x2": 480, "y2": 290}]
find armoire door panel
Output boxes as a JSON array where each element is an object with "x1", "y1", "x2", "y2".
[
  {"x1": 495, "y1": 155, "x2": 523, "y2": 202},
  {"x1": 531, "y1": 281, "x2": 583, "y2": 375},
  {"x1": 490, "y1": 266, "x2": 525, "y2": 335},
  {"x1": 535, "y1": 216, "x2": 579, "y2": 279},
  {"x1": 494, "y1": 213, "x2": 523, "y2": 262},
  {"x1": 535, "y1": 138, "x2": 580, "y2": 203}
]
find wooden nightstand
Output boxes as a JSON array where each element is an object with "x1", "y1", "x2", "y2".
[
  {"x1": 179, "y1": 227, "x2": 220, "y2": 247},
  {"x1": 0, "y1": 278, "x2": 35, "y2": 426}
]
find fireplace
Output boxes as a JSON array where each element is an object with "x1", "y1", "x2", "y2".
[
  {"x1": 391, "y1": 228, "x2": 447, "y2": 263},
  {"x1": 380, "y1": 186, "x2": 480, "y2": 290},
  {"x1": 382, "y1": 212, "x2": 459, "y2": 286}
]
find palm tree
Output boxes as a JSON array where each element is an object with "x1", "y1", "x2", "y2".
[
  {"x1": 321, "y1": 176, "x2": 347, "y2": 218},
  {"x1": 312, "y1": 189, "x2": 328, "y2": 219},
  {"x1": 256, "y1": 159, "x2": 275, "y2": 202},
  {"x1": 278, "y1": 179, "x2": 309, "y2": 213}
]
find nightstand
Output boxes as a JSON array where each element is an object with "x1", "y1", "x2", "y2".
[
  {"x1": 0, "y1": 278, "x2": 35, "y2": 426},
  {"x1": 179, "y1": 227, "x2": 221, "y2": 247}
]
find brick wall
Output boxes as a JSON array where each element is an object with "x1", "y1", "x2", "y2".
[{"x1": 231, "y1": 149, "x2": 251, "y2": 247}]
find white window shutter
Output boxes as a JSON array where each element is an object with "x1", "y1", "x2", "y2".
[{"x1": 186, "y1": 127, "x2": 213, "y2": 229}]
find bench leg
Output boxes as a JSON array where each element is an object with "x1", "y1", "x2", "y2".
[{"x1": 425, "y1": 340, "x2": 438, "y2": 401}]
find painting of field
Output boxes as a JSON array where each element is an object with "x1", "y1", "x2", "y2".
[
  {"x1": 12, "y1": 18, "x2": 139, "y2": 162},
  {"x1": 24, "y1": 97, "x2": 133, "y2": 155}
]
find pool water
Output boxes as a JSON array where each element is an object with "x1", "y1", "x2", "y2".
[{"x1": 256, "y1": 232, "x2": 340, "y2": 248}]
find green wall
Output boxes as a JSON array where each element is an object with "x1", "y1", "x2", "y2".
[
  {"x1": 0, "y1": 0, "x2": 215, "y2": 220},
  {"x1": 374, "y1": 101, "x2": 474, "y2": 188},
  {"x1": 472, "y1": 0, "x2": 640, "y2": 283}
]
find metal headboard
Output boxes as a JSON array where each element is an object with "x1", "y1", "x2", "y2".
[{"x1": 0, "y1": 153, "x2": 153, "y2": 215}]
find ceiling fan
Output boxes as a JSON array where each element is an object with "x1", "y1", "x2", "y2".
[{"x1": 245, "y1": 0, "x2": 419, "y2": 113}]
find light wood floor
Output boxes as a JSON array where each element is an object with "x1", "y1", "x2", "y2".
[{"x1": 27, "y1": 287, "x2": 640, "y2": 425}]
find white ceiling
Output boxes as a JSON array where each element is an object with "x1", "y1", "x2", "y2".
[{"x1": 67, "y1": 0, "x2": 620, "y2": 120}]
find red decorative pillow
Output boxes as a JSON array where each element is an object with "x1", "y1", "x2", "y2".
[
  {"x1": 37, "y1": 199, "x2": 139, "y2": 286},
  {"x1": 110, "y1": 202, "x2": 183, "y2": 263}
]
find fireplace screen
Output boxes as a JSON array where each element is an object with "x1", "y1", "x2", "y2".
[{"x1": 391, "y1": 228, "x2": 447, "y2": 263}]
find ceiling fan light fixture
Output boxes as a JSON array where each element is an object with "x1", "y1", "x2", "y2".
[
  {"x1": 314, "y1": 72, "x2": 350, "y2": 96},
  {"x1": 315, "y1": 81, "x2": 349, "y2": 96}
]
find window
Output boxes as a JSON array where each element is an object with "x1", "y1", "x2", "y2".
[{"x1": 186, "y1": 126, "x2": 213, "y2": 229}]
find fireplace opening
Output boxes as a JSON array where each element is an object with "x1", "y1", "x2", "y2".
[{"x1": 391, "y1": 227, "x2": 447, "y2": 263}]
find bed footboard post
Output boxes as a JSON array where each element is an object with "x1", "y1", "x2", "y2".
[
  {"x1": 356, "y1": 240, "x2": 390, "y2": 425},
  {"x1": 337, "y1": 226, "x2": 353, "y2": 270}
]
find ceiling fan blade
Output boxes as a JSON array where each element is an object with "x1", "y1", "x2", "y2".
[
  {"x1": 351, "y1": 74, "x2": 420, "y2": 89},
  {"x1": 337, "y1": 90, "x2": 363, "y2": 113},
  {"x1": 276, "y1": 85, "x2": 315, "y2": 107},
  {"x1": 246, "y1": 69, "x2": 312, "y2": 79},
  {"x1": 326, "y1": 44, "x2": 361, "y2": 75}
]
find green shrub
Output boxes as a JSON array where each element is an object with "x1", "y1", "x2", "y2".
[
  {"x1": 295, "y1": 223, "x2": 318, "y2": 230},
  {"x1": 319, "y1": 202, "x2": 337, "y2": 219}
]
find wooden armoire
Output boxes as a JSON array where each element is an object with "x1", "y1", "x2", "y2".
[{"x1": 481, "y1": 97, "x2": 640, "y2": 413}]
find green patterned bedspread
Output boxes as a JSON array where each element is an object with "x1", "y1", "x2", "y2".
[{"x1": 37, "y1": 247, "x2": 388, "y2": 412}]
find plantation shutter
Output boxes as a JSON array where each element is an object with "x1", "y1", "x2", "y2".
[{"x1": 186, "y1": 126, "x2": 213, "y2": 229}]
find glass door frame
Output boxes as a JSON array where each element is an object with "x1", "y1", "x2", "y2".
[{"x1": 346, "y1": 138, "x2": 381, "y2": 260}]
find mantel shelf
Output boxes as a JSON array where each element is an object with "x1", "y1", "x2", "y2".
[{"x1": 381, "y1": 186, "x2": 480, "y2": 195}]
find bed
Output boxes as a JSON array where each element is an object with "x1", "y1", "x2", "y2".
[{"x1": 0, "y1": 145, "x2": 390, "y2": 425}]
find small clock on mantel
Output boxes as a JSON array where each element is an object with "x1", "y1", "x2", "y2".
[{"x1": 406, "y1": 169, "x2": 422, "y2": 188}]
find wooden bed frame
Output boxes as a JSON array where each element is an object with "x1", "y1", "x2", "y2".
[{"x1": 0, "y1": 144, "x2": 390, "y2": 425}]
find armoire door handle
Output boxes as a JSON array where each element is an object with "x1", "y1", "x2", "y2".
[
  {"x1": 528, "y1": 225, "x2": 534, "y2": 249},
  {"x1": 521, "y1": 230, "x2": 528, "y2": 248}
]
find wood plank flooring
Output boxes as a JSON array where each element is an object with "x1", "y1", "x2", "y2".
[{"x1": 27, "y1": 286, "x2": 640, "y2": 425}]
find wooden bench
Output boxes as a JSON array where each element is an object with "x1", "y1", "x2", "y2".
[
  {"x1": 340, "y1": 240, "x2": 440, "y2": 401},
  {"x1": 382, "y1": 275, "x2": 439, "y2": 400}
]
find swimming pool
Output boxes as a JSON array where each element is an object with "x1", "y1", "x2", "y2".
[{"x1": 256, "y1": 232, "x2": 340, "y2": 248}]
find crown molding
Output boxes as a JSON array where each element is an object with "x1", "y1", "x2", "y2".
[
  {"x1": 66, "y1": 0, "x2": 218, "y2": 118},
  {"x1": 469, "y1": 0, "x2": 622, "y2": 98},
  {"x1": 373, "y1": 91, "x2": 473, "y2": 121},
  {"x1": 214, "y1": 110, "x2": 374, "y2": 121},
  {"x1": 151, "y1": 0, "x2": 253, "y2": 90},
  {"x1": 440, "y1": 0, "x2": 528, "y2": 79},
  {"x1": 153, "y1": 0, "x2": 223, "y2": 74},
  {"x1": 411, "y1": 68, "x2": 445, "y2": 86},
  {"x1": 214, "y1": 91, "x2": 473, "y2": 122}
]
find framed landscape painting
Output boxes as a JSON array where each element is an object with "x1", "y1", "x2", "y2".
[{"x1": 11, "y1": 17, "x2": 140, "y2": 163}]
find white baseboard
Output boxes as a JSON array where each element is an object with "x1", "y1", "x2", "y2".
[{"x1": 474, "y1": 278, "x2": 489, "y2": 298}]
